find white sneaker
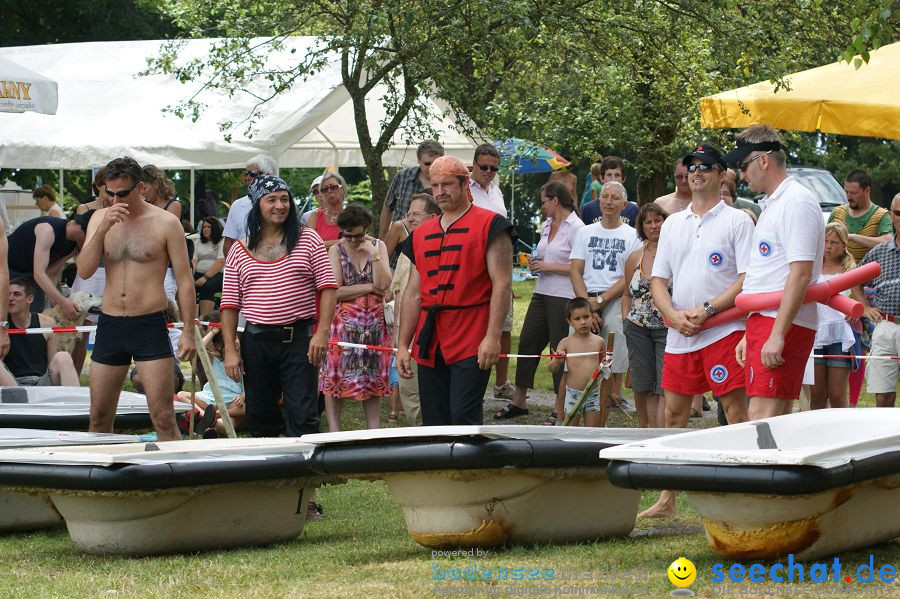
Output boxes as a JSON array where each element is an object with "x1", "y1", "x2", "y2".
[{"x1": 493, "y1": 382, "x2": 515, "y2": 399}]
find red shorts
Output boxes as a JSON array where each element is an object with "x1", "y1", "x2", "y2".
[
  {"x1": 662, "y1": 330, "x2": 745, "y2": 396},
  {"x1": 745, "y1": 313, "x2": 816, "y2": 400}
]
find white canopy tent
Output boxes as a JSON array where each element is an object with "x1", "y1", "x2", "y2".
[
  {"x1": 0, "y1": 55, "x2": 58, "y2": 115},
  {"x1": 0, "y1": 38, "x2": 481, "y2": 170}
]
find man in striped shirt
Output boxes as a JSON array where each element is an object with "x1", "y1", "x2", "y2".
[{"x1": 221, "y1": 176, "x2": 337, "y2": 437}]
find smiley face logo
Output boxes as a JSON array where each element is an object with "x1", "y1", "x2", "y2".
[{"x1": 668, "y1": 557, "x2": 697, "y2": 588}]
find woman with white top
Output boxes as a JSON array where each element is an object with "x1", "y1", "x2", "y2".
[
  {"x1": 811, "y1": 222, "x2": 872, "y2": 409},
  {"x1": 494, "y1": 181, "x2": 584, "y2": 423}
]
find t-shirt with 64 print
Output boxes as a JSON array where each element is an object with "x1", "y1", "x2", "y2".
[{"x1": 569, "y1": 222, "x2": 642, "y2": 293}]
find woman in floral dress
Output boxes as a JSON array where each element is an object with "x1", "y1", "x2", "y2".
[{"x1": 321, "y1": 205, "x2": 393, "y2": 431}]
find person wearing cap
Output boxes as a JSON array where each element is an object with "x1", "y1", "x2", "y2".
[
  {"x1": 7, "y1": 210, "x2": 95, "y2": 319},
  {"x1": 396, "y1": 155, "x2": 515, "y2": 425},
  {"x1": 223, "y1": 154, "x2": 279, "y2": 258},
  {"x1": 639, "y1": 143, "x2": 753, "y2": 518},
  {"x1": 77, "y1": 156, "x2": 197, "y2": 441},
  {"x1": 220, "y1": 175, "x2": 337, "y2": 437},
  {"x1": 300, "y1": 175, "x2": 325, "y2": 226},
  {"x1": 728, "y1": 125, "x2": 825, "y2": 419}
]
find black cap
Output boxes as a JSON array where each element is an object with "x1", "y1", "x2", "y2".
[
  {"x1": 682, "y1": 143, "x2": 727, "y2": 169},
  {"x1": 722, "y1": 140, "x2": 784, "y2": 164}
]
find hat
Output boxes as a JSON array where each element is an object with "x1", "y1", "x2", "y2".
[
  {"x1": 310, "y1": 175, "x2": 324, "y2": 191},
  {"x1": 721, "y1": 140, "x2": 784, "y2": 165},
  {"x1": 249, "y1": 175, "x2": 292, "y2": 204},
  {"x1": 682, "y1": 143, "x2": 727, "y2": 169}
]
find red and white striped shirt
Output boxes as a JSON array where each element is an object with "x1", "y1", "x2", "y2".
[{"x1": 220, "y1": 228, "x2": 338, "y2": 324}]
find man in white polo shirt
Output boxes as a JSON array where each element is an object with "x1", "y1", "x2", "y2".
[
  {"x1": 570, "y1": 181, "x2": 642, "y2": 414},
  {"x1": 469, "y1": 143, "x2": 516, "y2": 401},
  {"x1": 640, "y1": 143, "x2": 753, "y2": 518},
  {"x1": 726, "y1": 126, "x2": 824, "y2": 420}
]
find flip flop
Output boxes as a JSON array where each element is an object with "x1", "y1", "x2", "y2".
[
  {"x1": 542, "y1": 412, "x2": 558, "y2": 426},
  {"x1": 493, "y1": 403, "x2": 529, "y2": 420}
]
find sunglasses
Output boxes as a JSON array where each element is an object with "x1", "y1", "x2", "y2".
[
  {"x1": 686, "y1": 163, "x2": 719, "y2": 173},
  {"x1": 245, "y1": 170, "x2": 263, "y2": 178},
  {"x1": 106, "y1": 180, "x2": 139, "y2": 198},
  {"x1": 738, "y1": 150, "x2": 773, "y2": 172},
  {"x1": 311, "y1": 189, "x2": 321, "y2": 195},
  {"x1": 321, "y1": 184, "x2": 342, "y2": 193},
  {"x1": 342, "y1": 231, "x2": 366, "y2": 240},
  {"x1": 477, "y1": 164, "x2": 500, "y2": 172},
  {"x1": 421, "y1": 161, "x2": 434, "y2": 167},
  {"x1": 892, "y1": 210, "x2": 900, "y2": 217}
]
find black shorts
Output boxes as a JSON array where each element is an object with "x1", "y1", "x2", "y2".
[{"x1": 91, "y1": 311, "x2": 174, "y2": 366}]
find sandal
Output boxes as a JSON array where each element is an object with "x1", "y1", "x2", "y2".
[
  {"x1": 493, "y1": 403, "x2": 529, "y2": 420},
  {"x1": 388, "y1": 411, "x2": 400, "y2": 421},
  {"x1": 689, "y1": 408, "x2": 701, "y2": 418},
  {"x1": 542, "y1": 412, "x2": 558, "y2": 426}
]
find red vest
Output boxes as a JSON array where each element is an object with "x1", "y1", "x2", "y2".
[{"x1": 412, "y1": 205, "x2": 496, "y2": 366}]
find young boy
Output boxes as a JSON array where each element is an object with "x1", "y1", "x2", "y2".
[{"x1": 549, "y1": 297, "x2": 607, "y2": 426}]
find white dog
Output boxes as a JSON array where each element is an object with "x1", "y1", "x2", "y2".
[{"x1": 42, "y1": 290, "x2": 102, "y2": 354}]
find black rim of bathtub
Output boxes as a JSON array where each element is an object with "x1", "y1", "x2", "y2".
[
  {"x1": 607, "y1": 450, "x2": 900, "y2": 495},
  {"x1": 0, "y1": 414, "x2": 162, "y2": 431},
  {"x1": 0, "y1": 453, "x2": 315, "y2": 491},
  {"x1": 307, "y1": 437, "x2": 618, "y2": 475}
]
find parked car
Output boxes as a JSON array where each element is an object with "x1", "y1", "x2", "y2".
[{"x1": 742, "y1": 166, "x2": 846, "y2": 222}]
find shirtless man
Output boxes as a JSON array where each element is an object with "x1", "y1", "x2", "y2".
[{"x1": 77, "y1": 157, "x2": 197, "y2": 440}]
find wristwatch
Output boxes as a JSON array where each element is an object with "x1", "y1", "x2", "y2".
[
  {"x1": 703, "y1": 301, "x2": 716, "y2": 317},
  {"x1": 0, "y1": 321, "x2": 8, "y2": 329}
]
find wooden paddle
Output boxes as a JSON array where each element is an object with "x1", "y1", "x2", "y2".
[{"x1": 193, "y1": 327, "x2": 237, "y2": 439}]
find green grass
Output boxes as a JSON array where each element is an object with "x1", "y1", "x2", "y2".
[{"x1": 12, "y1": 279, "x2": 897, "y2": 598}]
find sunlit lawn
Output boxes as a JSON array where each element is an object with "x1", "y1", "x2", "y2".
[{"x1": 16, "y1": 277, "x2": 895, "y2": 598}]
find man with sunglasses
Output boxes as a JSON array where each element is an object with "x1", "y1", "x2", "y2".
[
  {"x1": 77, "y1": 156, "x2": 197, "y2": 441},
  {"x1": 469, "y1": 143, "x2": 516, "y2": 400},
  {"x1": 223, "y1": 154, "x2": 279, "y2": 258},
  {"x1": 726, "y1": 125, "x2": 825, "y2": 420},
  {"x1": 378, "y1": 139, "x2": 444, "y2": 239},
  {"x1": 641, "y1": 143, "x2": 753, "y2": 518}
]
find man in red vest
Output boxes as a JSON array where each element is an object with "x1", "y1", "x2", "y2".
[{"x1": 397, "y1": 155, "x2": 515, "y2": 425}]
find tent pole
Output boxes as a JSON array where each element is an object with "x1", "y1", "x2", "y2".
[
  {"x1": 59, "y1": 169, "x2": 64, "y2": 207},
  {"x1": 189, "y1": 168, "x2": 195, "y2": 225},
  {"x1": 316, "y1": 126, "x2": 340, "y2": 170}
]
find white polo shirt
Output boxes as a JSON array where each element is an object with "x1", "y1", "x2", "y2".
[
  {"x1": 469, "y1": 178, "x2": 507, "y2": 218},
  {"x1": 652, "y1": 201, "x2": 754, "y2": 353},
  {"x1": 743, "y1": 176, "x2": 824, "y2": 330},
  {"x1": 569, "y1": 221, "x2": 641, "y2": 293}
]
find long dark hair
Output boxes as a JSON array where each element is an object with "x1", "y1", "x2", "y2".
[
  {"x1": 200, "y1": 216, "x2": 224, "y2": 244},
  {"x1": 246, "y1": 194, "x2": 302, "y2": 252}
]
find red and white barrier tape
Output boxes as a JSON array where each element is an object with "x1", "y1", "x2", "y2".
[{"x1": 6, "y1": 324, "x2": 893, "y2": 361}]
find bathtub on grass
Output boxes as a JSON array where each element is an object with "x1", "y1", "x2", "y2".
[
  {"x1": 0, "y1": 386, "x2": 189, "y2": 430},
  {"x1": 0, "y1": 437, "x2": 335, "y2": 555},
  {"x1": 302, "y1": 425, "x2": 686, "y2": 549},
  {"x1": 601, "y1": 409, "x2": 900, "y2": 560},
  {"x1": 0, "y1": 428, "x2": 139, "y2": 532}
]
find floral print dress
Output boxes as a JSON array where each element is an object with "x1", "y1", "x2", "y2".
[{"x1": 320, "y1": 244, "x2": 394, "y2": 400}]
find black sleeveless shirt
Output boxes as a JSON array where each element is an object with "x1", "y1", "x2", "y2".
[
  {"x1": 5, "y1": 313, "x2": 48, "y2": 377},
  {"x1": 7, "y1": 216, "x2": 76, "y2": 273}
]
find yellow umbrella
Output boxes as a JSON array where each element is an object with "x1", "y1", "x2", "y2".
[{"x1": 700, "y1": 42, "x2": 900, "y2": 140}]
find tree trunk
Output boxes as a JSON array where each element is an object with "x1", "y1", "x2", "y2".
[{"x1": 636, "y1": 169, "x2": 665, "y2": 205}]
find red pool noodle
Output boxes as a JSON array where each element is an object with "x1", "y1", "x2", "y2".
[{"x1": 734, "y1": 262, "x2": 880, "y2": 312}]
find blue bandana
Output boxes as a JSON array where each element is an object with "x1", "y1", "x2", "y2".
[{"x1": 249, "y1": 175, "x2": 292, "y2": 204}]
